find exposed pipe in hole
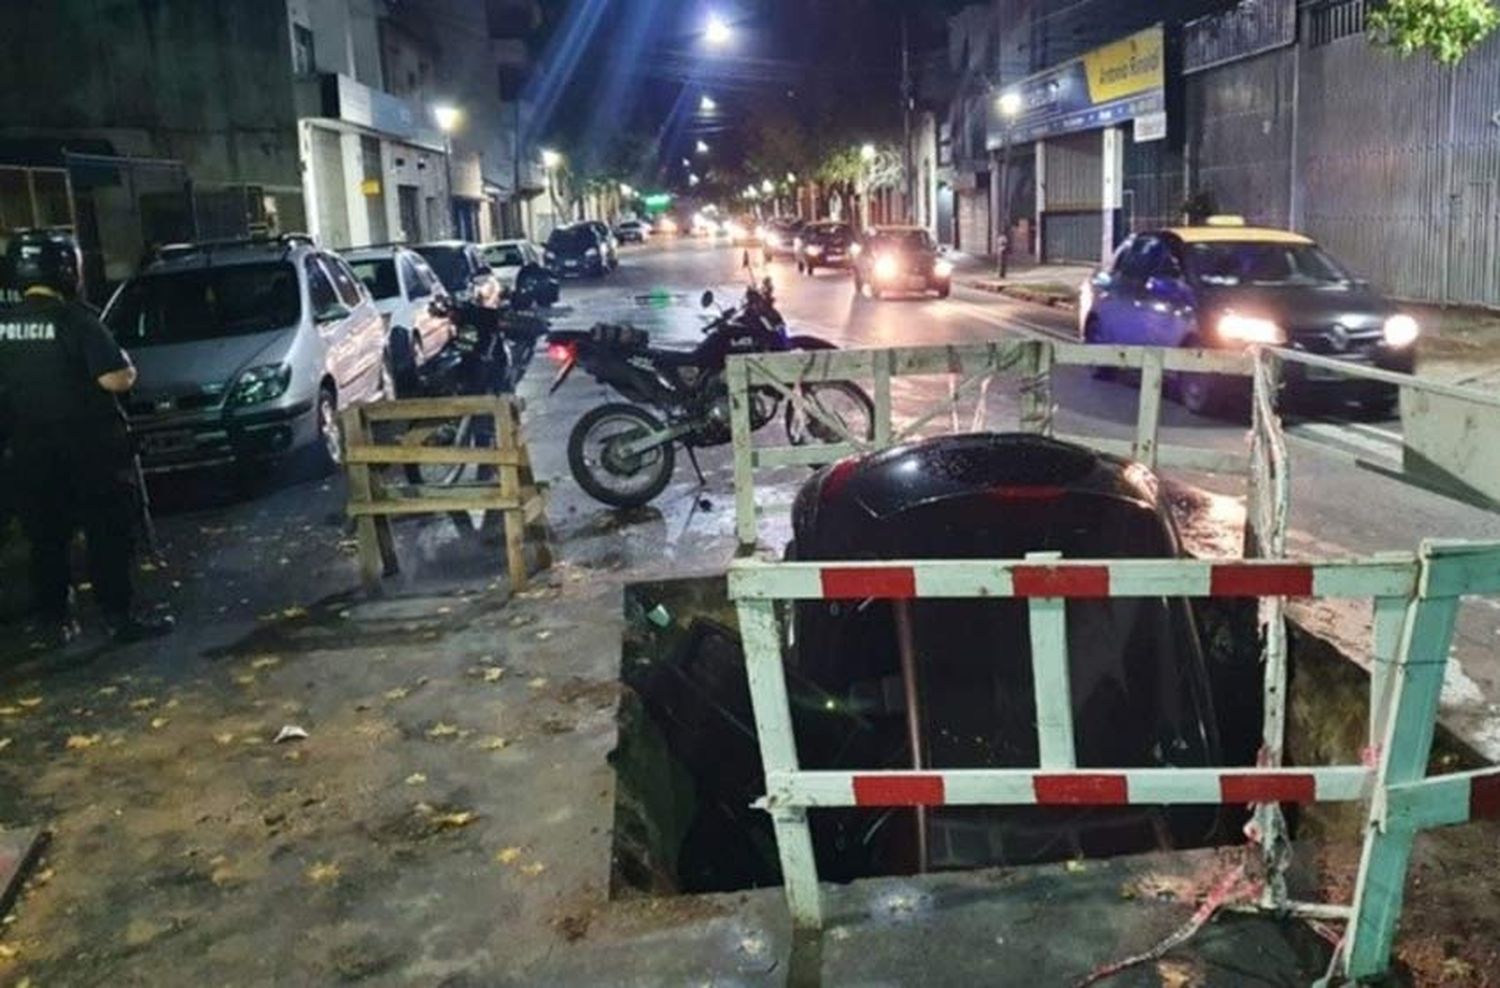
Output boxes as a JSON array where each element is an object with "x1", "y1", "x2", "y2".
[{"x1": 893, "y1": 599, "x2": 929, "y2": 873}]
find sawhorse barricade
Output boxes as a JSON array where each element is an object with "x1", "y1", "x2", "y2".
[
  {"x1": 727, "y1": 340, "x2": 1255, "y2": 550},
  {"x1": 728, "y1": 542, "x2": 1500, "y2": 981},
  {"x1": 342, "y1": 395, "x2": 549, "y2": 592}
]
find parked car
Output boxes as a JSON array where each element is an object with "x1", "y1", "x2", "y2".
[
  {"x1": 1079, "y1": 217, "x2": 1418, "y2": 415},
  {"x1": 614, "y1": 219, "x2": 650, "y2": 244},
  {"x1": 760, "y1": 217, "x2": 805, "y2": 262},
  {"x1": 726, "y1": 215, "x2": 760, "y2": 246},
  {"x1": 582, "y1": 220, "x2": 620, "y2": 268},
  {"x1": 412, "y1": 241, "x2": 502, "y2": 308},
  {"x1": 796, "y1": 221, "x2": 856, "y2": 275},
  {"x1": 853, "y1": 225, "x2": 952, "y2": 299},
  {"x1": 545, "y1": 224, "x2": 610, "y2": 277},
  {"x1": 343, "y1": 244, "x2": 457, "y2": 393},
  {"x1": 104, "y1": 234, "x2": 388, "y2": 473}
]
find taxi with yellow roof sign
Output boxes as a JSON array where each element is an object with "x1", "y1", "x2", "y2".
[{"x1": 1078, "y1": 216, "x2": 1417, "y2": 416}]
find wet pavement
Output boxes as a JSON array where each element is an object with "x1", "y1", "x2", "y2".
[{"x1": 0, "y1": 238, "x2": 1494, "y2": 985}]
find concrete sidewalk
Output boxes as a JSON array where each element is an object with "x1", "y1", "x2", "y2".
[{"x1": 952, "y1": 253, "x2": 1092, "y2": 314}]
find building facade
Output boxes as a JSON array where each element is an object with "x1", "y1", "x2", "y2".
[{"x1": 0, "y1": 0, "x2": 544, "y2": 302}]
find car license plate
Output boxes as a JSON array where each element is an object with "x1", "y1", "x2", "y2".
[
  {"x1": 564, "y1": 260, "x2": 578, "y2": 268},
  {"x1": 905, "y1": 276, "x2": 927, "y2": 291},
  {"x1": 140, "y1": 430, "x2": 195, "y2": 456},
  {"x1": 1305, "y1": 361, "x2": 1360, "y2": 381}
]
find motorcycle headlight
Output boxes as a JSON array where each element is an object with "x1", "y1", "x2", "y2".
[
  {"x1": 874, "y1": 254, "x2": 899, "y2": 280},
  {"x1": 806, "y1": 244, "x2": 823, "y2": 256},
  {"x1": 933, "y1": 259, "x2": 954, "y2": 278},
  {"x1": 1383, "y1": 313, "x2": 1419, "y2": 347},
  {"x1": 1217, "y1": 313, "x2": 1284, "y2": 345},
  {"x1": 227, "y1": 363, "x2": 292, "y2": 407}
]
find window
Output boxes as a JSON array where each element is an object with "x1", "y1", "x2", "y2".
[
  {"x1": 324, "y1": 255, "x2": 366, "y2": 307},
  {"x1": 293, "y1": 24, "x2": 316, "y2": 77},
  {"x1": 1116, "y1": 237, "x2": 1156, "y2": 279},
  {"x1": 1184, "y1": 242, "x2": 1350, "y2": 286},
  {"x1": 484, "y1": 244, "x2": 526, "y2": 267},
  {"x1": 349, "y1": 258, "x2": 399, "y2": 300},
  {"x1": 1140, "y1": 239, "x2": 1182, "y2": 279},
  {"x1": 401, "y1": 254, "x2": 432, "y2": 299},
  {"x1": 305, "y1": 257, "x2": 341, "y2": 316},
  {"x1": 105, "y1": 262, "x2": 301, "y2": 345}
]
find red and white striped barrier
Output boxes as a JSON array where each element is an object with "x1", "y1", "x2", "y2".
[
  {"x1": 762, "y1": 766, "x2": 1374, "y2": 809},
  {"x1": 729, "y1": 557, "x2": 1418, "y2": 601},
  {"x1": 1383, "y1": 766, "x2": 1500, "y2": 831}
]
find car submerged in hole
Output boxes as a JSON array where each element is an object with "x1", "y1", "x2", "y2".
[{"x1": 786, "y1": 432, "x2": 1232, "y2": 877}]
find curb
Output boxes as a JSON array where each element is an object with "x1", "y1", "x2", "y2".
[{"x1": 959, "y1": 278, "x2": 1078, "y2": 313}]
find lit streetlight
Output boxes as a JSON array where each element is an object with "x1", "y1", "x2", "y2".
[
  {"x1": 695, "y1": 139, "x2": 710, "y2": 154},
  {"x1": 997, "y1": 91, "x2": 1023, "y2": 118},
  {"x1": 699, "y1": 94, "x2": 718, "y2": 113},
  {"x1": 860, "y1": 143, "x2": 876, "y2": 162},
  {"x1": 682, "y1": 157, "x2": 692, "y2": 168},
  {"x1": 619, "y1": 183, "x2": 634, "y2": 197},
  {"x1": 541, "y1": 148, "x2": 563, "y2": 170},
  {"x1": 688, "y1": 173, "x2": 701, "y2": 187},
  {"x1": 705, "y1": 12, "x2": 732, "y2": 46},
  {"x1": 540, "y1": 149, "x2": 563, "y2": 228},
  {"x1": 760, "y1": 179, "x2": 774, "y2": 194},
  {"x1": 433, "y1": 104, "x2": 463, "y2": 237},
  {"x1": 786, "y1": 172, "x2": 796, "y2": 183}
]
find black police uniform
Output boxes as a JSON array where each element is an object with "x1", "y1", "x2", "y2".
[{"x1": 0, "y1": 287, "x2": 139, "y2": 623}]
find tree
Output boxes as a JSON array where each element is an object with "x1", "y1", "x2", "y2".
[{"x1": 1368, "y1": 0, "x2": 1500, "y2": 65}]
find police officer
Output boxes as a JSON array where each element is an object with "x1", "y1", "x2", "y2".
[{"x1": 0, "y1": 229, "x2": 173, "y2": 646}]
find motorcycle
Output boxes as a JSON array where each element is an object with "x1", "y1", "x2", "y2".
[
  {"x1": 392, "y1": 295, "x2": 548, "y2": 486},
  {"x1": 546, "y1": 278, "x2": 874, "y2": 508}
]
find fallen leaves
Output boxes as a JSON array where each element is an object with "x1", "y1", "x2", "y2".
[
  {"x1": 213, "y1": 732, "x2": 236, "y2": 745},
  {"x1": 16, "y1": 698, "x2": 42, "y2": 709},
  {"x1": 305, "y1": 861, "x2": 341, "y2": 884},
  {"x1": 495, "y1": 847, "x2": 522, "y2": 865},
  {"x1": 527, "y1": 678, "x2": 548, "y2": 690},
  {"x1": 426, "y1": 723, "x2": 460, "y2": 740},
  {"x1": 477, "y1": 737, "x2": 508, "y2": 752},
  {"x1": 149, "y1": 717, "x2": 170, "y2": 730},
  {"x1": 520, "y1": 862, "x2": 547, "y2": 876},
  {"x1": 273, "y1": 725, "x2": 309, "y2": 744},
  {"x1": 429, "y1": 810, "x2": 479, "y2": 830},
  {"x1": 250, "y1": 656, "x2": 281, "y2": 670},
  {"x1": 405, "y1": 773, "x2": 427, "y2": 786},
  {"x1": 96, "y1": 686, "x2": 119, "y2": 697},
  {"x1": 384, "y1": 686, "x2": 409, "y2": 701},
  {"x1": 0, "y1": 738, "x2": 11, "y2": 752},
  {"x1": 0, "y1": 942, "x2": 17, "y2": 961},
  {"x1": 65, "y1": 734, "x2": 103, "y2": 751},
  {"x1": 0, "y1": 707, "x2": 21, "y2": 717},
  {"x1": 480, "y1": 666, "x2": 504, "y2": 683},
  {"x1": 129, "y1": 697, "x2": 156, "y2": 710}
]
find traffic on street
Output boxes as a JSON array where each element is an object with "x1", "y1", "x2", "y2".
[{"x1": 2, "y1": 1, "x2": 1500, "y2": 985}]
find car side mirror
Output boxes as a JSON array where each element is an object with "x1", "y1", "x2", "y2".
[{"x1": 700, "y1": 290, "x2": 715, "y2": 309}]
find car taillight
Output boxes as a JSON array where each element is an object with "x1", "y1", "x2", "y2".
[{"x1": 547, "y1": 342, "x2": 576, "y2": 363}]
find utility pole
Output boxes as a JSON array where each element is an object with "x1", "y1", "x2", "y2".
[{"x1": 901, "y1": 14, "x2": 913, "y2": 223}]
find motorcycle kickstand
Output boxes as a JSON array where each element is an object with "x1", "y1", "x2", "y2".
[{"x1": 685, "y1": 445, "x2": 708, "y2": 487}]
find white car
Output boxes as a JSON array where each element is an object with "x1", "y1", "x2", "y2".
[
  {"x1": 343, "y1": 244, "x2": 457, "y2": 392},
  {"x1": 480, "y1": 239, "x2": 544, "y2": 292}
]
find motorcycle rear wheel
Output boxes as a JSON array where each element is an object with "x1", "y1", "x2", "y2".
[
  {"x1": 783, "y1": 381, "x2": 876, "y2": 448},
  {"x1": 568, "y1": 403, "x2": 676, "y2": 508}
]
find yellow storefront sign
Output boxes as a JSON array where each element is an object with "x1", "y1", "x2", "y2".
[{"x1": 1084, "y1": 26, "x2": 1164, "y2": 104}]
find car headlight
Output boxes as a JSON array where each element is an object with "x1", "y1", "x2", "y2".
[
  {"x1": 933, "y1": 258, "x2": 953, "y2": 278},
  {"x1": 806, "y1": 244, "x2": 823, "y2": 256},
  {"x1": 586, "y1": 247, "x2": 600, "y2": 258},
  {"x1": 874, "y1": 254, "x2": 899, "y2": 280},
  {"x1": 765, "y1": 233, "x2": 781, "y2": 248},
  {"x1": 849, "y1": 243, "x2": 864, "y2": 257},
  {"x1": 1217, "y1": 313, "x2": 1284, "y2": 344},
  {"x1": 228, "y1": 364, "x2": 292, "y2": 407},
  {"x1": 1383, "y1": 313, "x2": 1419, "y2": 347}
]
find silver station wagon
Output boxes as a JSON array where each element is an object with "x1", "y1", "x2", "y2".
[{"x1": 103, "y1": 235, "x2": 389, "y2": 474}]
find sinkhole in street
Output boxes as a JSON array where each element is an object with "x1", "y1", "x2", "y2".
[{"x1": 608, "y1": 575, "x2": 1283, "y2": 899}]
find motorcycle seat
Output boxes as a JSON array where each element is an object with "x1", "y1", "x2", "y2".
[{"x1": 645, "y1": 346, "x2": 703, "y2": 367}]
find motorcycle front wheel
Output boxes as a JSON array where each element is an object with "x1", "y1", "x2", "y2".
[
  {"x1": 783, "y1": 381, "x2": 876, "y2": 448},
  {"x1": 567, "y1": 403, "x2": 676, "y2": 508}
]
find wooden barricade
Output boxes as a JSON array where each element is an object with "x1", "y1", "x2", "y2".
[{"x1": 341, "y1": 395, "x2": 549, "y2": 591}]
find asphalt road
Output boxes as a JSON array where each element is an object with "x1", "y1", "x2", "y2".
[{"x1": 548, "y1": 237, "x2": 1500, "y2": 759}]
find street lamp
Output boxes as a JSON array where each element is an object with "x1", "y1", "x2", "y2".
[
  {"x1": 996, "y1": 91, "x2": 1023, "y2": 278},
  {"x1": 620, "y1": 183, "x2": 634, "y2": 197},
  {"x1": 688, "y1": 173, "x2": 700, "y2": 187},
  {"x1": 858, "y1": 144, "x2": 877, "y2": 228},
  {"x1": 541, "y1": 148, "x2": 562, "y2": 170},
  {"x1": 860, "y1": 143, "x2": 876, "y2": 162},
  {"x1": 433, "y1": 104, "x2": 464, "y2": 237},
  {"x1": 541, "y1": 148, "x2": 563, "y2": 227},
  {"x1": 699, "y1": 94, "x2": 717, "y2": 113},
  {"x1": 705, "y1": 12, "x2": 732, "y2": 46},
  {"x1": 695, "y1": 139, "x2": 710, "y2": 154},
  {"x1": 760, "y1": 179, "x2": 774, "y2": 194}
]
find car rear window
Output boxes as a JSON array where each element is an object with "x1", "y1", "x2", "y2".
[
  {"x1": 870, "y1": 230, "x2": 933, "y2": 250},
  {"x1": 349, "y1": 258, "x2": 400, "y2": 300},
  {"x1": 809, "y1": 224, "x2": 851, "y2": 241},
  {"x1": 484, "y1": 244, "x2": 525, "y2": 267},
  {"x1": 547, "y1": 227, "x2": 595, "y2": 252},
  {"x1": 413, "y1": 247, "x2": 469, "y2": 294},
  {"x1": 105, "y1": 262, "x2": 301, "y2": 346}
]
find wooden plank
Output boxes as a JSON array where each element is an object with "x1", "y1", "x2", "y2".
[
  {"x1": 345, "y1": 445, "x2": 524, "y2": 466},
  {"x1": 754, "y1": 443, "x2": 863, "y2": 468},
  {"x1": 342, "y1": 407, "x2": 386, "y2": 587},
  {"x1": 872, "y1": 349, "x2": 893, "y2": 447},
  {"x1": 728, "y1": 356, "x2": 759, "y2": 548},
  {"x1": 349, "y1": 496, "x2": 521, "y2": 516},
  {"x1": 361, "y1": 396, "x2": 511, "y2": 420},
  {"x1": 496, "y1": 395, "x2": 528, "y2": 591}
]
